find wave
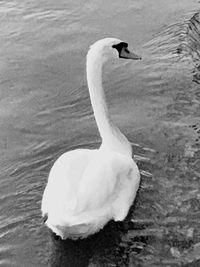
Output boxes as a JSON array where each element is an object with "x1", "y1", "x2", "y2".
[
  {"x1": 185, "y1": 12, "x2": 200, "y2": 61},
  {"x1": 144, "y1": 11, "x2": 200, "y2": 84},
  {"x1": 187, "y1": 12, "x2": 200, "y2": 84},
  {"x1": 144, "y1": 11, "x2": 200, "y2": 57}
]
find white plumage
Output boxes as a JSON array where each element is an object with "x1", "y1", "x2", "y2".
[{"x1": 41, "y1": 38, "x2": 141, "y2": 240}]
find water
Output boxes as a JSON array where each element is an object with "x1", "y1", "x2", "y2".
[{"x1": 1, "y1": 0, "x2": 200, "y2": 266}]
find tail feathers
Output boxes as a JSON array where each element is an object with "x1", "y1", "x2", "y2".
[
  {"x1": 47, "y1": 220, "x2": 98, "y2": 240},
  {"x1": 46, "y1": 210, "x2": 112, "y2": 239}
]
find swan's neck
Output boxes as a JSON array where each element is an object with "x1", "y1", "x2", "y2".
[{"x1": 86, "y1": 50, "x2": 132, "y2": 157}]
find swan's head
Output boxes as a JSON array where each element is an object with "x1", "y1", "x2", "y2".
[{"x1": 87, "y1": 38, "x2": 141, "y2": 63}]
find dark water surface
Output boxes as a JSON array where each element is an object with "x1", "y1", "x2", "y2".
[{"x1": 1, "y1": 1, "x2": 200, "y2": 266}]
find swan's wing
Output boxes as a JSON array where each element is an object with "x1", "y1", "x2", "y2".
[
  {"x1": 41, "y1": 149, "x2": 97, "y2": 218},
  {"x1": 75, "y1": 152, "x2": 140, "y2": 215}
]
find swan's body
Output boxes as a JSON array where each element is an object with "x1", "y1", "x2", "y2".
[{"x1": 41, "y1": 38, "x2": 141, "y2": 239}]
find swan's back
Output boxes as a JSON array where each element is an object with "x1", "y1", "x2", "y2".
[{"x1": 42, "y1": 149, "x2": 140, "y2": 239}]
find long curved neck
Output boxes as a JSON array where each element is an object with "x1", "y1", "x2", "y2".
[
  {"x1": 86, "y1": 51, "x2": 112, "y2": 140},
  {"x1": 86, "y1": 49, "x2": 132, "y2": 157}
]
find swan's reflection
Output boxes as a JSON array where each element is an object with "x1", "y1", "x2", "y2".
[{"x1": 49, "y1": 221, "x2": 121, "y2": 267}]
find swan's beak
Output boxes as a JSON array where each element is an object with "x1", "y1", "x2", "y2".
[{"x1": 120, "y1": 47, "x2": 142, "y2": 60}]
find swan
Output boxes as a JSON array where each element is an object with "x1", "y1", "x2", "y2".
[{"x1": 41, "y1": 38, "x2": 141, "y2": 240}]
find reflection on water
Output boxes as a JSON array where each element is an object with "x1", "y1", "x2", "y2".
[
  {"x1": 1, "y1": 0, "x2": 200, "y2": 266},
  {"x1": 49, "y1": 222, "x2": 121, "y2": 267}
]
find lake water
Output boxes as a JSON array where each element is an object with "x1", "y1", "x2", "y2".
[{"x1": 1, "y1": 0, "x2": 200, "y2": 266}]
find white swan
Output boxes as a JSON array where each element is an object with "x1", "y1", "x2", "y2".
[{"x1": 41, "y1": 38, "x2": 141, "y2": 240}]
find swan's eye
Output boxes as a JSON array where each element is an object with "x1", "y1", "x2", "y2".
[{"x1": 112, "y1": 42, "x2": 128, "y2": 55}]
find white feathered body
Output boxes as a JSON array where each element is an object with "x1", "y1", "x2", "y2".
[{"x1": 42, "y1": 147, "x2": 140, "y2": 239}]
